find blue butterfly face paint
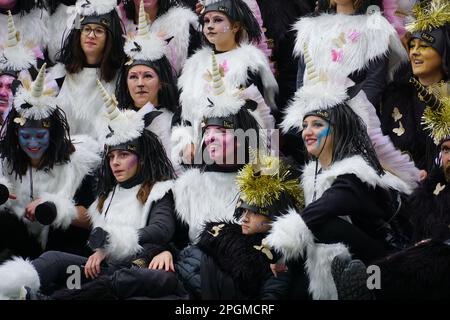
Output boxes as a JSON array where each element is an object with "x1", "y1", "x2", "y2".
[{"x1": 302, "y1": 116, "x2": 331, "y2": 157}]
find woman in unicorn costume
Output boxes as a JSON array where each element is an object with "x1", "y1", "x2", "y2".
[
  {"x1": 265, "y1": 69, "x2": 416, "y2": 299},
  {"x1": 0, "y1": 64, "x2": 101, "y2": 264},
  {"x1": 49, "y1": 0, "x2": 125, "y2": 141},
  {"x1": 116, "y1": 0, "x2": 180, "y2": 172}
]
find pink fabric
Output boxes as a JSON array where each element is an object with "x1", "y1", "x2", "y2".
[
  {"x1": 383, "y1": 0, "x2": 407, "y2": 37},
  {"x1": 244, "y1": 0, "x2": 275, "y2": 73}
]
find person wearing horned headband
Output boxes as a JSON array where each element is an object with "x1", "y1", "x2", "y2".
[
  {"x1": 380, "y1": 0, "x2": 449, "y2": 178},
  {"x1": 49, "y1": 0, "x2": 125, "y2": 141},
  {"x1": 115, "y1": 0, "x2": 180, "y2": 172},
  {"x1": 0, "y1": 79, "x2": 177, "y2": 300},
  {"x1": 331, "y1": 92, "x2": 450, "y2": 299},
  {"x1": 118, "y1": 0, "x2": 201, "y2": 76},
  {"x1": 0, "y1": 0, "x2": 48, "y2": 58},
  {"x1": 171, "y1": 0, "x2": 277, "y2": 167},
  {"x1": 0, "y1": 10, "x2": 44, "y2": 127},
  {"x1": 0, "y1": 64, "x2": 102, "y2": 264},
  {"x1": 265, "y1": 68, "x2": 415, "y2": 299}
]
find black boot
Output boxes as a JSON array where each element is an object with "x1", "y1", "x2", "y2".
[{"x1": 331, "y1": 254, "x2": 375, "y2": 300}]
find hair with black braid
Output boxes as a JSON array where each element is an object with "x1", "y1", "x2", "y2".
[
  {"x1": 122, "y1": 0, "x2": 177, "y2": 23},
  {"x1": 0, "y1": 107, "x2": 75, "y2": 180},
  {"x1": 97, "y1": 129, "x2": 175, "y2": 210},
  {"x1": 199, "y1": 0, "x2": 262, "y2": 46},
  {"x1": 56, "y1": 9, "x2": 125, "y2": 82},
  {"x1": 115, "y1": 56, "x2": 179, "y2": 113}
]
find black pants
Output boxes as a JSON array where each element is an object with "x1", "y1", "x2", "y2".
[
  {"x1": 0, "y1": 210, "x2": 43, "y2": 262},
  {"x1": 32, "y1": 251, "x2": 124, "y2": 294}
]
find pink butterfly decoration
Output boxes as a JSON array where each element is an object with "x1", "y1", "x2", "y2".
[
  {"x1": 331, "y1": 49, "x2": 344, "y2": 62},
  {"x1": 348, "y1": 30, "x2": 361, "y2": 43}
]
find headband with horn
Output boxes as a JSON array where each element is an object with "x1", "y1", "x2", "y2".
[
  {"x1": 0, "y1": 10, "x2": 37, "y2": 76},
  {"x1": 97, "y1": 79, "x2": 146, "y2": 148},
  {"x1": 123, "y1": 0, "x2": 168, "y2": 66},
  {"x1": 13, "y1": 63, "x2": 58, "y2": 122}
]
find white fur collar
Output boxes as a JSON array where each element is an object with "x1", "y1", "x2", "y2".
[
  {"x1": 173, "y1": 169, "x2": 238, "y2": 242},
  {"x1": 302, "y1": 155, "x2": 413, "y2": 205}
]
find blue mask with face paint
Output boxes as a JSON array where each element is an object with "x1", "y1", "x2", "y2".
[{"x1": 18, "y1": 128, "x2": 50, "y2": 160}]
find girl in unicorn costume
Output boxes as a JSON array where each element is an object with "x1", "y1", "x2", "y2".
[
  {"x1": 0, "y1": 1, "x2": 48, "y2": 59},
  {"x1": 172, "y1": 0, "x2": 277, "y2": 167},
  {"x1": 172, "y1": 51, "x2": 266, "y2": 244},
  {"x1": 264, "y1": 67, "x2": 417, "y2": 299},
  {"x1": 0, "y1": 64, "x2": 102, "y2": 264},
  {"x1": 116, "y1": 0, "x2": 180, "y2": 172},
  {"x1": 0, "y1": 79, "x2": 177, "y2": 300},
  {"x1": 45, "y1": 0, "x2": 77, "y2": 63},
  {"x1": 295, "y1": 0, "x2": 409, "y2": 108},
  {"x1": 118, "y1": 0, "x2": 200, "y2": 76},
  {"x1": 48, "y1": 0, "x2": 125, "y2": 142}
]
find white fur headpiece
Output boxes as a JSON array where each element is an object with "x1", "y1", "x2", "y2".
[
  {"x1": 13, "y1": 63, "x2": 58, "y2": 121},
  {"x1": 97, "y1": 80, "x2": 145, "y2": 146}
]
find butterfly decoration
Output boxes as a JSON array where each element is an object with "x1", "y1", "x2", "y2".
[
  {"x1": 392, "y1": 121, "x2": 405, "y2": 136},
  {"x1": 13, "y1": 117, "x2": 26, "y2": 126},
  {"x1": 208, "y1": 224, "x2": 225, "y2": 237},
  {"x1": 253, "y1": 240, "x2": 274, "y2": 261},
  {"x1": 331, "y1": 48, "x2": 344, "y2": 62},
  {"x1": 433, "y1": 183, "x2": 446, "y2": 196},
  {"x1": 348, "y1": 30, "x2": 361, "y2": 43},
  {"x1": 391, "y1": 107, "x2": 403, "y2": 122}
]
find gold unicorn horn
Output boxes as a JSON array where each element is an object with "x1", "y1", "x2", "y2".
[
  {"x1": 303, "y1": 42, "x2": 319, "y2": 84},
  {"x1": 96, "y1": 79, "x2": 120, "y2": 120},
  {"x1": 31, "y1": 63, "x2": 47, "y2": 98},
  {"x1": 137, "y1": 0, "x2": 150, "y2": 37},
  {"x1": 6, "y1": 10, "x2": 19, "y2": 47},
  {"x1": 211, "y1": 51, "x2": 225, "y2": 96}
]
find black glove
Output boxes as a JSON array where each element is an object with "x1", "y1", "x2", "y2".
[
  {"x1": 0, "y1": 184, "x2": 9, "y2": 205},
  {"x1": 88, "y1": 227, "x2": 109, "y2": 250},
  {"x1": 35, "y1": 202, "x2": 57, "y2": 225}
]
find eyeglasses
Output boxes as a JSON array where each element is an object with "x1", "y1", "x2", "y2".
[{"x1": 81, "y1": 25, "x2": 106, "y2": 38}]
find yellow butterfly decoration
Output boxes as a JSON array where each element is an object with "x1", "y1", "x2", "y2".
[
  {"x1": 392, "y1": 121, "x2": 405, "y2": 136},
  {"x1": 253, "y1": 240, "x2": 274, "y2": 261},
  {"x1": 433, "y1": 183, "x2": 446, "y2": 196},
  {"x1": 208, "y1": 224, "x2": 225, "y2": 237},
  {"x1": 332, "y1": 32, "x2": 346, "y2": 48},
  {"x1": 391, "y1": 107, "x2": 403, "y2": 122}
]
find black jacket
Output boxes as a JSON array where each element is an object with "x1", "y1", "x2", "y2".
[{"x1": 176, "y1": 221, "x2": 290, "y2": 300}]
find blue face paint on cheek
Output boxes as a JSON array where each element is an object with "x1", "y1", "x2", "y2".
[
  {"x1": 18, "y1": 128, "x2": 50, "y2": 160},
  {"x1": 315, "y1": 125, "x2": 330, "y2": 150}
]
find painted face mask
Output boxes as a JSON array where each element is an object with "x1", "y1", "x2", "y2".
[{"x1": 18, "y1": 128, "x2": 50, "y2": 160}]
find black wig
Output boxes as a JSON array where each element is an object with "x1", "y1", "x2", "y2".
[
  {"x1": 98, "y1": 129, "x2": 175, "y2": 198},
  {"x1": 0, "y1": 0, "x2": 45, "y2": 15},
  {"x1": 115, "y1": 56, "x2": 179, "y2": 113},
  {"x1": 122, "y1": 0, "x2": 177, "y2": 23},
  {"x1": 325, "y1": 104, "x2": 384, "y2": 175},
  {"x1": 0, "y1": 107, "x2": 74, "y2": 179},
  {"x1": 56, "y1": 9, "x2": 125, "y2": 82},
  {"x1": 199, "y1": 0, "x2": 262, "y2": 46}
]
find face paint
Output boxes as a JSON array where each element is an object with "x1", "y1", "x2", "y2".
[
  {"x1": 18, "y1": 128, "x2": 50, "y2": 160},
  {"x1": 316, "y1": 125, "x2": 330, "y2": 151},
  {"x1": 108, "y1": 150, "x2": 139, "y2": 183},
  {"x1": 302, "y1": 116, "x2": 333, "y2": 160}
]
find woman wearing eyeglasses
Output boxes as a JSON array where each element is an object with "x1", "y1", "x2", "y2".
[{"x1": 49, "y1": 0, "x2": 125, "y2": 142}]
